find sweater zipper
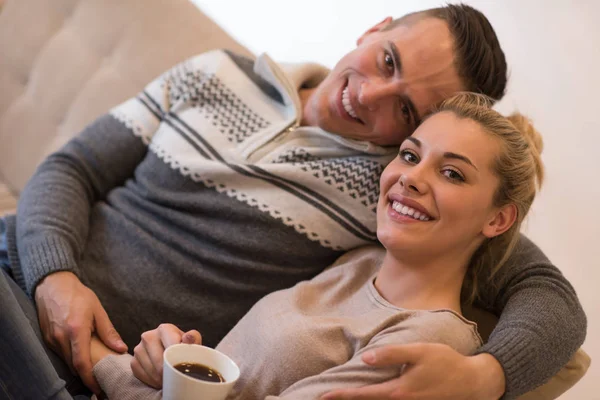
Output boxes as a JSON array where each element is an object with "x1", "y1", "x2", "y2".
[{"x1": 282, "y1": 120, "x2": 299, "y2": 137}]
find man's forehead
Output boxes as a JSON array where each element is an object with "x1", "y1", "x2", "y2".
[{"x1": 391, "y1": 18, "x2": 454, "y2": 60}]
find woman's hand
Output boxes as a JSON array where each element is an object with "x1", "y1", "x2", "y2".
[
  {"x1": 89, "y1": 335, "x2": 121, "y2": 366},
  {"x1": 131, "y1": 323, "x2": 202, "y2": 389}
]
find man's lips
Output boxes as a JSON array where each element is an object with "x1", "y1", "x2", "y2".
[{"x1": 336, "y1": 81, "x2": 364, "y2": 124}]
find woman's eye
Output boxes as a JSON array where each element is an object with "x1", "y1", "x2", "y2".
[
  {"x1": 442, "y1": 169, "x2": 465, "y2": 182},
  {"x1": 400, "y1": 150, "x2": 418, "y2": 163}
]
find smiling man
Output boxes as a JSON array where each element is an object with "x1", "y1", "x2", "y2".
[
  {"x1": 300, "y1": 16, "x2": 463, "y2": 144},
  {"x1": 0, "y1": 3, "x2": 584, "y2": 400}
]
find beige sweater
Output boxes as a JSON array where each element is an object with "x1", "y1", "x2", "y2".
[{"x1": 93, "y1": 246, "x2": 481, "y2": 399}]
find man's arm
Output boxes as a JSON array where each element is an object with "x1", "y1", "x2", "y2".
[
  {"x1": 16, "y1": 98, "x2": 162, "y2": 296},
  {"x1": 14, "y1": 54, "x2": 179, "y2": 393},
  {"x1": 473, "y1": 234, "x2": 587, "y2": 398}
]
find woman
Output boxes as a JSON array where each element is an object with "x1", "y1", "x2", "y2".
[
  {"x1": 0, "y1": 92, "x2": 545, "y2": 399},
  {"x1": 86, "y1": 92, "x2": 545, "y2": 399}
]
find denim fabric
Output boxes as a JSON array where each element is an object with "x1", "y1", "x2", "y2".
[
  {"x1": 0, "y1": 269, "x2": 91, "y2": 399},
  {"x1": 0, "y1": 217, "x2": 10, "y2": 275}
]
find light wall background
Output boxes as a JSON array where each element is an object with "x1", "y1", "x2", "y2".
[{"x1": 193, "y1": 1, "x2": 599, "y2": 397}]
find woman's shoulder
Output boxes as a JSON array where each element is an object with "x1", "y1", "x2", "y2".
[{"x1": 373, "y1": 309, "x2": 483, "y2": 356}]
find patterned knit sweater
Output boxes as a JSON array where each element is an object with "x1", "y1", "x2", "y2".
[
  {"x1": 3, "y1": 50, "x2": 586, "y2": 398},
  {"x1": 5, "y1": 50, "x2": 396, "y2": 348}
]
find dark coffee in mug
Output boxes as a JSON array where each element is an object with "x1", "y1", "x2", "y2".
[{"x1": 174, "y1": 362, "x2": 225, "y2": 383}]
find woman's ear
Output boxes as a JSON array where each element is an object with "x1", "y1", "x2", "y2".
[
  {"x1": 357, "y1": 17, "x2": 393, "y2": 46},
  {"x1": 482, "y1": 204, "x2": 517, "y2": 238}
]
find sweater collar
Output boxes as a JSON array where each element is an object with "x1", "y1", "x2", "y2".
[{"x1": 253, "y1": 53, "x2": 395, "y2": 156}]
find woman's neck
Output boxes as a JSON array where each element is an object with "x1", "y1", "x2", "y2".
[{"x1": 374, "y1": 250, "x2": 470, "y2": 313}]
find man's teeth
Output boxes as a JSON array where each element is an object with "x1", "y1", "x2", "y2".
[
  {"x1": 392, "y1": 201, "x2": 431, "y2": 221},
  {"x1": 342, "y1": 86, "x2": 359, "y2": 120}
]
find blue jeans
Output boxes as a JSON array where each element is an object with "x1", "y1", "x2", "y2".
[
  {"x1": 0, "y1": 217, "x2": 10, "y2": 276},
  {"x1": 0, "y1": 218, "x2": 90, "y2": 399}
]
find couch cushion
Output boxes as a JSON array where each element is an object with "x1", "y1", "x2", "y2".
[{"x1": 0, "y1": 0, "x2": 251, "y2": 193}]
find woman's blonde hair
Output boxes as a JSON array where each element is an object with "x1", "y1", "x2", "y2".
[{"x1": 434, "y1": 93, "x2": 544, "y2": 304}]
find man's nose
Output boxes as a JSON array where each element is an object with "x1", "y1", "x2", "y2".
[{"x1": 358, "y1": 80, "x2": 404, "y2": 111}]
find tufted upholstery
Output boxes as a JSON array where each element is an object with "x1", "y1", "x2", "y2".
[
  {"x1": 0, "y1": 1, "x2": 589, "y2": 398},
  {"x1": 0, "y1": 0, "x2": 251, "y2": 193}
]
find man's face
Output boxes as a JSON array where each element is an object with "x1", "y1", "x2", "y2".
[{"x1": 302, "y1": 17, "x2": 464, "y2": 146}]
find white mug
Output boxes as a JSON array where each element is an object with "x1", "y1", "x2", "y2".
[{"x1": 163, "y1": 344, "x2": 240, "y2": 400}]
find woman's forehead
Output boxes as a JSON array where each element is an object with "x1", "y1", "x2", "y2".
[{"x1": 410, "y1": 112, "x2": 501, "y2": 169}]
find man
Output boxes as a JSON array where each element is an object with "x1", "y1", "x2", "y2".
[{"x1": 0, "y1": 4, "x2": 585, "y2": 400}]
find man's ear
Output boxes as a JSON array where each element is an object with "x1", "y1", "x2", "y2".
[
  {"x1": 482, "y1": 204, "x2": 517, "y2": 238},
  {"x1": 357, "y1": 17, "x2": 393, "y2": 46}
]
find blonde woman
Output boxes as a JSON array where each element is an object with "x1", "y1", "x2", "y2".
[
  {"x1": 78, "y1": 92, "x2": 547, "y2": 399},
  {"x1": 0, "y1": 92, "x2": 554, "y2": 400}
]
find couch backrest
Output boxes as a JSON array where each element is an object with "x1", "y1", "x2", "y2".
[{"x1": 0, "y1": 0, "x2": 251, "y2": 193}]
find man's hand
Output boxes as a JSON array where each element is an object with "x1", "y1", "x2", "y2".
[
  {"x1": 35, "y1": 271, "x2": 128, "y2": 394},
  {"x1": 322, "y1": 343, "x2": 506, "y2": 400},
  {"x1": 131, "y1": 323, "x2": 202, "y2": 389}
]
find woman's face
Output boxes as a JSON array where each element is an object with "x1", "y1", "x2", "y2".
[{"x1": 377, "y1": 111, "x2": 510, "y2": 261}]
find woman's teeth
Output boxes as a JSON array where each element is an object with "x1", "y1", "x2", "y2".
[
  {"x1": 342, "y1": 86, "x2": 360, "y2": 121},
  {"x1": 392, "y1": 201, "x2": 431, "y2": 221}
]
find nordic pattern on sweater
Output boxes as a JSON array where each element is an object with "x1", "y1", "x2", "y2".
[{"x1": 110, "y1": 50, "x2": 395, "y2": 251}]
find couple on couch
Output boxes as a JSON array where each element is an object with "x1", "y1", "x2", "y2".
[{"x1": 0, "y1": 4, "x2": 586, "y2": 400}]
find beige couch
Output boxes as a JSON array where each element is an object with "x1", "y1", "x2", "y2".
[{"x1": 0, "y1": 0, "x2": 590, "y2": 398}]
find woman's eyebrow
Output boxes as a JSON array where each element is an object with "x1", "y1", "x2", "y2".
[
  {"x1": 443, "y1": 152, "x2": 478, "y2": 171},
  {"x1": 405, "y1": 137, "x2": 421, "y2": 147},
  {"x1": 405, "y1": 137, "x2": 478, "y2": 171}
]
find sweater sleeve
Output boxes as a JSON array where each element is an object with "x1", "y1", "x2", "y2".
[
  {"x1": 93, "y1": 354, "x2": 162, "y2": 400},
  {"x1": 474, "y1": 234, "x2": 587, "y2": 399},
  {"x1": 267, "y1": 311, "x2": 480, "y2": 400},
  {"x1": 15, "y1": 60, "x2": 175, "y2": 295}
]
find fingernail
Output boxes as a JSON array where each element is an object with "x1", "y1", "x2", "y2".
[{"x1": 363, "y1": 350, "x2": 376, "y2": 363}]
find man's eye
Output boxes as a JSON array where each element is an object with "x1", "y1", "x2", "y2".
[
  {"x1": 400, "y1": 150, "x2": 418, "y2": 163},
  {"x1": 401, "y1": 104, "x2": 409, "y2": 116},
  {"x1": 442, "y1": 169, "x2": 465, "y2": 182},
  {"x1": 401, "y1": 103, "x2": 410, "y2": 119},
  {"x1": 384, "y1": 51, "x2": 394, "y2": 72}
]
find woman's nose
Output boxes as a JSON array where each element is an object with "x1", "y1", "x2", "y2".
[{"x1": 399, "y1": 170, "x2": 429, "y2": 194}]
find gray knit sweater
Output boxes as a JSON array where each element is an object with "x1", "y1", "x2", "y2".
[{"x1": 3, "y1": 50, "x2": 586, "y2": 398}]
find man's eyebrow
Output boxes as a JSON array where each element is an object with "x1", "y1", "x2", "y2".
[
  {"x1": 388, "y1": 41, "x2": 422, "y2": 127},
  {"x1": 404, "y1": 138, "x2": 479, "y2": 171},
  {"x1": 443, "y1": 152, "x2": 479, "y2": 171}
]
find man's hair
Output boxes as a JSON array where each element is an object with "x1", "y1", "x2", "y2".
[{"x1": 385, "y1": 4, "x2": 508, "y2": 102}]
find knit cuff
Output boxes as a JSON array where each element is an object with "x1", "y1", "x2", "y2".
[
  {"x1": 19, "y1": 234, "x2": 80, "y2": 296},
  {"x1": 93, "y1": 354, "x2": 162, "y2": 400},
  {"x1": 475, "y1": 328, "x2": 540, "y2": 399}
]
